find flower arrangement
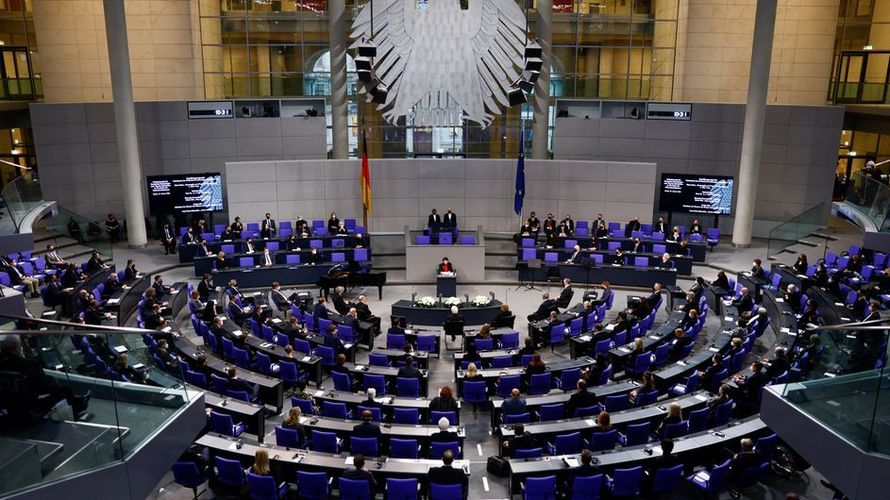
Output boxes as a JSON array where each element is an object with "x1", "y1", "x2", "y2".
[
  {"x1": 472, "y1": 295, "x2": 491, "y2": 307},
  {"x1": 443, "y1": 296, "x2": 462, "y2": 307},
  {"x1": 415, "y1": 296, "x2": 436, "y2": 307}
]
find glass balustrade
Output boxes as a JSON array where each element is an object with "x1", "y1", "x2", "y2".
[{"x1": 766, "y1": 202, "x2": 830, "y2": 260}]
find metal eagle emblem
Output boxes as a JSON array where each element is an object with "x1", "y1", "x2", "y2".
[{"x1": 350, "y1": 0, "x2": 528, "y2": 128}]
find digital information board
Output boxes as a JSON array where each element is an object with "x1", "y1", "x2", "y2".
[
  {"x1": 659, "y1": 173, "x2": 734, "y2": 215},
  {"x1": 147, "y1": 173, "x2": 224, "y2": 215}
]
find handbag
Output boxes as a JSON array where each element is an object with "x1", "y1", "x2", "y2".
[{"x1": 487, "y1": 455, "x2": 510, "y2": 477}]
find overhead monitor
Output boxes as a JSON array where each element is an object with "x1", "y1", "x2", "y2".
[
  {"x1": 659, "y1": 173, "x2": 734, "y2": 215},
  {"x1": 147, "y1": 173, "x2": 224, "y2": 216}
]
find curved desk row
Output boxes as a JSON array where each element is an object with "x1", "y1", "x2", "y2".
[
  {"x1": 454, "y1": 357, "x2": 597, "y2": 397},
  {"x1": 518, "y1": 263, "x2": 678, "y2": 288},
  {"x1": 196, "y1": 434, "x2": 470, "y2": 485},
  {"x1": 179, "y1": 234, "x2": 370, "y2": 263},
  {"x1": 519, "y1": 236, "x2": 707, "y2": 262},
  {"x1": 505, "y1": 416, "x2": 768, "y2": 493},
  {"x1": 495, "y1": 391, "x2": 712, "y2": 456},
  {"x1": 210, "y1": 263, "x2": 334, "y2": 288},
  {"x1": 194, "y1": 248, "x2": 367, "y2": 277},
  {"x1": 390, "y1": 300, "x2": 504, "y2": 327},
  {"x1": 519, "y1": 248, "x2": 694, "y2": 276}
]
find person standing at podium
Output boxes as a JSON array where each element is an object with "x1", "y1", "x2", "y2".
[{"x1": 438, "y1": 257, "x2": 455, "y2": 274}]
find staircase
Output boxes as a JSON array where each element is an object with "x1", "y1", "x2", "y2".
[{"x1": 766, "y1": 202, "x2": 832, "y2": 260}]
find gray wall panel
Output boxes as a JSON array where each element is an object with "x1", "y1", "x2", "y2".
[
  {"x1": 227, "y1": 159, "x2": 655, "y2": 233},
  {"x1": 553, "y1": 102, "x2": 843, "y2": 237}
]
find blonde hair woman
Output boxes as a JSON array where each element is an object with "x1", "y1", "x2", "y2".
[{"x1": 251, "y1": 449, "x2": 271, "y2": 475}]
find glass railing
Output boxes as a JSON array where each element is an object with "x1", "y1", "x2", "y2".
[
  {"x1": 766, "y1": 201, "x2": 830, "y2": 259},
  {"x1": 0, "y1": 316, "x2": 193, "y2": 497},
  {"x1": 37, "y1": 206, "x2": 115, "y2": 264},
  {"x1": 780, "y1": 322, "x2": 889, "y2": 455},
  {"x1": 1, "y1": 171, "x2": 44, "y2": 232},
  {"x1": 844, "y1": 171, "x2": 890, "y2": 231},
  {"x1": 831, "y1": 81, "x2": 890, "y2": 104}
]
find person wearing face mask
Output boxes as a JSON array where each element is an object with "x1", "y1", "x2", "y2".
[
  {"x1": 307, "y1": 247, "x2": 322, "y2": 265},
  {"x1": 260, "y1": 247, "x2": 274, "y2": 266},
  {"x1": 260, "y1": 212, "x2": 276, "y2": 238}
]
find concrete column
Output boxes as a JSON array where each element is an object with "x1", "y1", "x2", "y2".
[
  {"x1": 531, "y1": 0, "x2": 552, "y2": 160},
  {"x1": 102, "y1": 0, "x2": 147, "y2": 247},
  {"x1": 328, "y1": 0, "x2": 349, "y2": 159},
  {"x1": 731, "y1": 0, "x2": 778, "y2": 247}
]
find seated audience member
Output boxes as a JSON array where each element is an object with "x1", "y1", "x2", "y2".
[
  {"x1": 732, "y1": 287, "x2": 754, "y2": 313},
  {"x1": 269, "y1": 282, "x2": 292, "y2": 312},
  {"x1": 429, "y1": 385, "x2": 459, "y2": 412},
  {"x1": 502, "y1": 423, "x2": 540, "y2": 457},
  {"x1": 342, "y1": 454, "x2": 378, "y2": 491},
  {"x1": 592, "y1": 410, "x2": 613, "y2": 433},
  {"x1": 561, "y1": 449, "x2": 600, "y2": 495},
  {"x1": 44, "y1": 244, "x2": 66, "y2": 269},
  {"x1": 352, "y1": 409, "x2": 382, "y2": 439},
  {"x1": 85, "y1": 251, "x2": 108, "y2": 273},
  {"x1": 501, "y1": 388, "x2": 527, "y2": 416},
  {"x1": 491, "y1": 303, "x2": 513, "y2": 328},
  {"x1": 526, "y1": 353, "x2": 547, "y2": 375},
  {"x1": 431, "y1": 416, "x2": 459, "y2": 442},
  {"x1": 668, "y1": 328, "x2": 693, "y2": 360},
  {"x1": 4, "y1": 258, "x2": 40, "y2": 298},
  {"x1": 464, "y1": 363, "x2": 483, "y2": 382},
  {"x1": 226, "y1": 366, "x2": 256, "y2": 400},
  {"x1": 645, "y1": 439, "x2": 682, "y2": 488},
  {"x1": 565, "y1": 379, "x2": 597, "y2": 417},
  {"x1": 763, "y1": 346, "x2": 790, "y2": 378},
  {"x1": 327, "y1": 212, "x2": 340, "y2": 234},
  {"x1": 711, "y1": 270, "x2": 730, "y2": 290},
  {"x1": 732, "y1": 362, "x2": 768, "y2": 410},
  {"x1": 792, "y1": 252, "x2": 808, "y2": 274},
  {"x1": 397, "y1": 356, "x2": 421, "y2": 379},
  {"x1": 249, "y1": 449, "x2": 279, "y2": 483},
  {"x1": 306, "y1": 247, "x2": 323, "y2": 265},
  {"x1": 428, "y1": 450, "x2": 468, "y2": 496},
  {"x1": 656, "y1": 403, "x2": 683, "y2": 436},
  {"x1": 728, "y1": 438, "x2": 762, "y2": 479},
  {"x1": 527, "y1": 292, "x2": 557, "y2": 323}
]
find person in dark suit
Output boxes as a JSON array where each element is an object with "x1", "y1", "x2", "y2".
[
  {"x1": 594, "y1": 221, "x2": 608, "y2": 239},
  {"x1": 352, "y1": 410, "x2": 382, "y2": 439},
  {"x1": 226, "y1": 366, "x2": 256, "y2": 400},
  {"x1": 101, "y1": 271, "x2": 122, "y2": 299},
  {"x1": 428, "y1": 450, "x2": 468, "y2": 496},
  {"x1": 644, "y1": 439, "x2": 683, "y2": 489},
  {"x1": 230, "y1": 217, "x2": 244, "y2": 239},
  {"x1": 327, "y1": 212, "x2": 340, "y2": 234},
  {"x1": 711, "y1": 270, "x2": 730, "y2": 290},
  {"x1": 625, "y1": 216, "x2": 641, "y2": 237},
  {"x1": 431, "y1": 416, "x2": 459, "y2": 442},
  {"x1": 443, "y1": 208, "x2": 457, "y2": 228},
  {"x1": 527, "y1": 292, "x2": 557, "y2": 322},
  {"x1": 306, "y1": 247, "x2": 322, "y2": 265},
  {"x1": 750, "y1": 258, "x2": 766, "y2": 280},
  {"x1": 189, "y1": 290, "x2": 214, "y2": 321},
  {"x1": 502, "y1": 423, "x2": 540, "y2": 457},
  {"x1": 83, "y1": 299, "x2": 104, "y2": 325},
  {"x1": 437, "y1": 257, "x2": 455, "y2": 274},
  {"x1": 566, "y1": 244, "x2": 583, "y2": 264},
  {"x1": 728, "y1": 438, "x2": 762, "y2": 479},
  {"x1": 397, "y1": 356, "x2": 421, "y2": 379},
  {"x1": 792, "y1": 253, "x2": 809, "y2": 274},
  {"x1": 611, "y1": 310, "x2": 632, "y2": 336},
  {"x1": 561, "y1": 214, "x2": 575, "y2": 236},
  {"x1": 668, "y1": 328, "x2": 693, "y2": 360},
  {"x1": 428, "y1": 208, "x2": 441, "y2": 228},
  {"x1": 104, "y1": 213, "x2": 122, "y2": 242},
  {"x1": 354, "y1": 294, "x2": 372, "y2": 321},
  {"x1": 214, "y1": 251, "x2": 228, "y2": 270},
  {"x1": 192, "y1": 217, "x2": 206, "y2": 237},
  {"x1": 322, "y1": 324, "x2": 344, "y2": 349},
  {"x1": 561, "y1": 449, "x2": 600, "y2": 495},
  {"x1": 565, "y1": 379, "x2": 597, "y2": 417},
  {"x1": 330, "y1": 286, "x2": 350, "y2": 315},
  {"x1": 197, "y1": 239, "x2": 212, "y2": 257},
  {"x1": 197, "y1": 274, "x2": 214, "y2": 300},
  {"x1": 269, "y1": 282, "x2": 292, "y2": 312},
  {"x1": 689, "y1": 219, "x2": 702, "y2": 235},
  {"x1": 526, "y1": 212, "x2": 540, "y2": 236},
  {"x1": 613, "y1": 248, "x2": 627, "y2": 266},
  {"x1": 556, "y1": 278, "x2": 574, "y2": 309},
  {"x1": 144, "y1": 303, "x2": 166, "y2": 330},
  {"x1": 161, "y1": 223, "x2": 177, "y2": 255},
  {"x1": 44, "y1": 275, "x2": 63, "y2": 306},
  {"x1": 260, "y1": 213, "x2": 276, "y2": 238},
  {"x1": 542, "y1": 213, "x2": 557, "y2": 238},
  {"x1": 733, "y1": 362, "x2": 768, "y2": 410},
  {"x1": 732, "y1": 287, "x2": 754, "y2": 313},
  {"x1": 763, "y1": 346, "x2": 790, "y2": 379},
  {"x1": 313, "y1": 297, "x2": 330, "y2": 322},
  {"x1": 85, "y1": 251, "x2": 106, "y2": 273},
  {"x1": 44, "y1": 244, "x2": 66, "y2": 269},
  {"x1": 181, "y1": 227, "x2": 196, "y2": 244},
  {"x1": 152, "y1": 275, "x2": 171, "y2": 296},
  {"x1": 60, "y1": 263, "x2": 83, "y2": 288},
  {"x1": 342, "y1": 454, "x2": 378, "y2": 492},
  {"x1": 295, "y1": 216, "x2": 311, "y2": 236},
  {"x1": 658, "y1": 253, "x2": 674, "y2": 269},
  {"x1": 653, "y1": 216, "x2": 667, "y2": 234},
  {"x1": 4, "y1": 259, "x2": 39, "y2": 297},
  {"x1": 219, "y1": 227, "x2": 234, "y2": 241}
]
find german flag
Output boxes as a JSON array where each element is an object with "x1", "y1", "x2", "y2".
[{"x1": 360, "y1": 128, "x2": 372, "y2": 216}]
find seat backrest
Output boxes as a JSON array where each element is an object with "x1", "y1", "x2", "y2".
[
  {"x1": 609, "y1": 466, "x2": 642, "y2": 495},
  {"x1": 296, "y1": 471, "x2": 329, "y2": 498},
  {"x1": 389, "y1": 438, "x2": 419, "y2": 459},
  {"x1": 386, "y1": 478, "x2": 419, "y2": 500},
  {"x1": 393, "y1": 407, "x2": 419, "y2": 424},
  {"x1": 430, "y1": 441, "x2": 460, "y2": 459}
]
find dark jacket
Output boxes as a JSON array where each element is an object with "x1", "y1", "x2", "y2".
[{"x1": 352, "y1": 421, "x2": 382, "y2": 439}]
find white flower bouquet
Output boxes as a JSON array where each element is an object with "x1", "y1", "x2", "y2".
[
  {"x1": 415, "y1": 296, "x2": 437, "y2": 307},
  {"x1": 443, "y1": 296, "x2": 462, "y2": 307},
  {"x1": 472, "y1": 295, "x2": 491, "y2": 307}
]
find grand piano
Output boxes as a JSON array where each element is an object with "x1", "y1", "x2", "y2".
[{"x1": 317, "y1": 264, "x2": 387, "y2": 300}]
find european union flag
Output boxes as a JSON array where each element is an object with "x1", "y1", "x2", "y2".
[{"x1": 514, "y1": 138, "x2": 525, "y2": 215}]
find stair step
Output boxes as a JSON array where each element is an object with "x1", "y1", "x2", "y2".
[
  {"x1": 810, "y1": 232, "x2": 838, "y2": 241},
  {"x1": 796, "y1": 239, "x2": 818, "y2": 247}
]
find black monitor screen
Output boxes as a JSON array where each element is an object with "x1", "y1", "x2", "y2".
[
  {"x1": 147, "y1": 173, "x2": 224, "y2": 215},
  {"x1": 658, "y1": 173, "x2": 734, "y2": 215}
]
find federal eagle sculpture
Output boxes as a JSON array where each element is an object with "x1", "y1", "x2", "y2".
[{"x1": 350, "y1": 0, "x2": 529, "y2": 128}]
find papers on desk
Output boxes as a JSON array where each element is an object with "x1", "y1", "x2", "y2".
[
  {"x1": 345, "y1": 456, "x2": 355, "y2": 466},
  {"x1": 344, "y1": 343, "x2": 353, "y2": 349},
  {"x1": 233, "y1": 330, "x2": 243, "y2": 337},
  {"x1": 694, "y1": 394, "x2": 709, "y2": 402},
  {"x1": 314, "y1": 390, "x2": 325, "y2": 397},
  {"x1": 62, "y1": 287, "x2": 74, "y2": 292},
  {"x1": 439, "y1": 272, "x2": 455, "y2": 276},
  {"x1": 563, "y1": 456, "x2": 580, "y2": 468},
  {"x1": 132, "y1": 363, "x2": 145, "y2": 370},
  {"x1": 775, "y1": 297, "x2": 784, "y2": 303},
  {"x1": 355, "y1": 365, "x2": 366, "y2": 371},
  {"x1": 252, "y1": 291, "x2": 262, "y2": 296},
  {"x1": 113, "y1": 345, "x2": 128, "y2": 354},
  {"x1": 649, "y1": 335, "x2": 660, "y2": 340},
  {"x1": 579, "y1": 335, "x2": 591, "y2": 342},
  {"x1": 724, "y1": 316, "x2": 734, "y2": 322},
  {"x1": 260, "y1": 342, "x2": 272, "y2": 348},
  {"x1": 301, "y1": 356, "x2": 312, "y2": 362},
  {"x1": 708, "y1": 346, "x2": 720, "y2": 352},
  {"x1": 228, "y1": 441, "x2": 241, "y2": 451},
  {"x1": 162, "y1": 326, "x2": 173, "y2": 333},
  {"x1": 585, "y1": 419, "x2": 597, "y2": 427},
  {"x1": 618, "y1": 347, "x2": 631, "y2": 353},
  {"x1": 605, "y1": 324, "x2": 615, "y2": 331},
  {"x1": 694, "y1": 470, "x2": 711, "y2": 482},
  {"x1": 271, "y1": 318, "x2": 282, "y2": 324},
  {"x1": 675, "y1": 360, "x2": 687, "y2": 366},
  {"x1": 780, "y1": 327, "x2": 791, "y2": 334},
  {"x1": 107, "y1": 298, "x2": 120, "y2": 305}
]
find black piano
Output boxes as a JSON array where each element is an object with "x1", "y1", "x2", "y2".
[{"x1": 317, "y1": 266, "x2": 387, "y2": 300}]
